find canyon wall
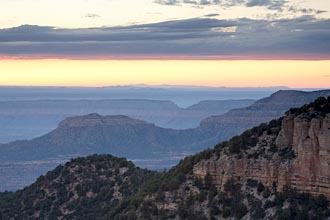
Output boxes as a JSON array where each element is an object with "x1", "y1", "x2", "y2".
[{"x1": 194, "y1": 113, "x2": 330, "y2": 197}]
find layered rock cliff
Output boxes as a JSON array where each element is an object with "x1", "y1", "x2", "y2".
[{"x1": 194, "y1": 98, "x2": 330, "y2": 198}]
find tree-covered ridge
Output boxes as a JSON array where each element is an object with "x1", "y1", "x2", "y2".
[
  {"x1": 108, "y1": 173, "x2": 330, "y2": 220},
  {"x1": 0, "y1": 154, "x2": 155, "y2": 220},
  {"x1": 287, "y1": 96, "x2": 330, "y2": 117}
]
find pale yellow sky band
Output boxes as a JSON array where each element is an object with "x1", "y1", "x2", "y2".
[{"x1": 1, "y1": 59, "x2": 329, "y2": 88}]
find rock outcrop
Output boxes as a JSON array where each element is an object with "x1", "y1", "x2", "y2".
[{"x1": 194, "y1": 110, "x2": 330, "y2": 198}]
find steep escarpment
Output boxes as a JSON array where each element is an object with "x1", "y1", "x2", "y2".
[{"x1": 195, "y1": 96, "x2": 330, "y2": 197}]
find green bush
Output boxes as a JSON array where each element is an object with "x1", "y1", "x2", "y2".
[
  {"x1": 257, "y1": 182, "x2": 265, "y2": 193},
  {"x1": 279, "y1": 147, "x2": 295, "y2": 160},
  {"x1": 269, "y1": 143, "x2": 278, "y2": 153},
  {"x1": 204, "y1": 173, "x2": 213, "y2": 189}
]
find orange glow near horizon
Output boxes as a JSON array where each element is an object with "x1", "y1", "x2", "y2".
[{"x1": 0, "y1": 59, "x2": 330, "y2": 88}]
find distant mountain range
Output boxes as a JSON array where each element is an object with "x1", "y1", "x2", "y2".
[
  {"x1": 200, "y1": 89, "x2": 330, "y2": 141},
  {"x1": 0, "y1": 89, "x2": 330, "y2": 191},
  {"x1": 0, "y1": 99, "x2": 255, "y2": 143},
  {"x1": 0, "y1": 85, "x2": 291, "y2": 106}
]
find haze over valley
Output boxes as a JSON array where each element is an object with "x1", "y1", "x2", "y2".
[{"x1": 0, "y1": 86, "x2": 260, "y2": 143}]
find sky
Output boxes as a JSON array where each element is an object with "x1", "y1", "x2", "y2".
[
  {"x1": 1, "y1": 60, "x2": 330, "y2": 88},
  {"x1": 0, "y1": 0, "x2": 329, "y2": 87},
  {"x1": 1, "y1": 0, "x2": 329, "y2": 29}
]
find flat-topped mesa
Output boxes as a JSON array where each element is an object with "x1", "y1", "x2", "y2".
[
  {"x1": 194, "y1": 96, "x2": 330, "y2": 198},
  {"x1": 59, "y1": 113, "x2": 149, "y2": 128}
]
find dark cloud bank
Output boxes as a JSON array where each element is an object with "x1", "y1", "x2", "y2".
[{"x1": 0, "y1": 16, "x2": 329, "y2": 59}]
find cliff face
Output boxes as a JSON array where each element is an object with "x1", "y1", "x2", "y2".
[
  {"x1": 278, "y1": 115, "x2": 330, "y2": 196},
  {"x1": 194, "y1": 113, "x2": 330, "y2": 198}
]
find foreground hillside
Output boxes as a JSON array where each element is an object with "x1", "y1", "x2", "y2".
[
  {"x1": 0, "y1": 155, "x2": 155, "y2": 220},
  {"x1": 1, "y1": 96, "x2": 330, "y2": 220}
]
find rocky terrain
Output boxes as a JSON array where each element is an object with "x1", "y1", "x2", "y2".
[
  {"x1": 195, "y1": 106, "x2": 330, "y2": 198},
  {"x1": 0, "y1": 96, "x2": 330, "y2": 220}
]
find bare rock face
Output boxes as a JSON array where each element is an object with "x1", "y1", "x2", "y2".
[{"x1": 194, "y1": 113, "x2": 330, "y2": 198}]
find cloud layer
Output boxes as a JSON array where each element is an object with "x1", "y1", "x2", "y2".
[
  {"x1": 0, "y1": 16, "x2": 329, "y2": 59},
  {"x1": 154, "y1": 0, "x2": 327, "y2": 17},
  {"x1": 155, "y1": 0, "x2": 286, "y2": 10}
]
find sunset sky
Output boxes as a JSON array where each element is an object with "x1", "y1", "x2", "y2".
[{"x1": 0, "y1": 0, "x2": 329, "y2": 87}]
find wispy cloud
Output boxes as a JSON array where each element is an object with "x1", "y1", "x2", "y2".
[
  {"x1": 84, "y1": 13, "x2": 101, "y2": 19},
  {"x1": 155, "y1": 0, "x2": 287, "y2": 9},
  {"x1": 154, "y1": 0, "x2": 325, "y2": 16},
  {"x1": 288, "y1": 6, "x2": 327, "y2": 15},
  {"x1": 0, "y1": 17, "x2": 329, "y2": 59}
]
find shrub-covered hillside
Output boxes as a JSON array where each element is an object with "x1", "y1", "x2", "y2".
[{"x1": 0, "y1": 155, "x2": 155, "y2": 220}]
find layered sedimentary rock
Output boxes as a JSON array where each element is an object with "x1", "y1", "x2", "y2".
[{"x1": 194, "y1": 113, "x2": 330, "y2": 198}]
